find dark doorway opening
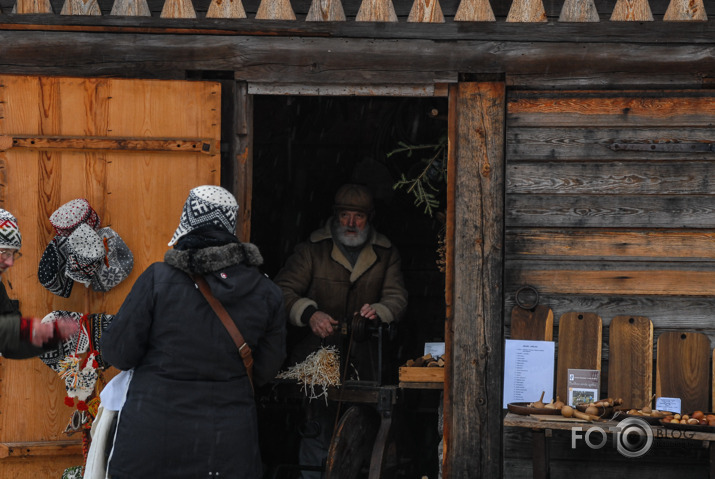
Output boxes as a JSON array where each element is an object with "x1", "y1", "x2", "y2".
[{"x1": 251, "y1": 95, "x2": 446, "y2": 479}]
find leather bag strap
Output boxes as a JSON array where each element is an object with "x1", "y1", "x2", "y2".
[{"x1": 191, "y1": 274, "x2": 254, "y2": 392}]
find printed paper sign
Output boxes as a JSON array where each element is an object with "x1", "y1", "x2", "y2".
[
  {"x1": 567, "y1": 369, "x2": 600, "y2": 406},
  {"x1": 503, "y1": 339, "x2": 555, "y2": 408},
  {"x1": 656, "y1": 397, "x2": 681, "y2": 414}
]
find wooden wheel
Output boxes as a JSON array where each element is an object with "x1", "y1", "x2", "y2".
[{"x1": 325, "y1": 405, "x2": 380, "y2": 479}]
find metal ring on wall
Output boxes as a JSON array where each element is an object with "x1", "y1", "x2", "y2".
[{"x1": 515, "y1": 285, "x2": 539, "y2": 310}]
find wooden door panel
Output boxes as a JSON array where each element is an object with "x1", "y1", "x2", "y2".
[{"x1": 0, "y1": 74, "x2": 221, "y2": 478}]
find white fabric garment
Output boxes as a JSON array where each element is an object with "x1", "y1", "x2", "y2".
[{"x1": 83, "y1": 370, "x2": 133, "y2": 479}]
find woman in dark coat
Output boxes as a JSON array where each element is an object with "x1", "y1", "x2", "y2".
[{"x1": 102, "y1": 185, "x2": 286, "y2": 479}]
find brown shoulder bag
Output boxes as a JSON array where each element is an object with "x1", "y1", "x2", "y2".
[{"x1": 191, "y1": 274, "x2": 255, "y2": 392}]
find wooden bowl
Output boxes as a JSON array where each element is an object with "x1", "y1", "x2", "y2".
[{"x1": 507, "y1": 402, "x2": 562, "y2": 416}]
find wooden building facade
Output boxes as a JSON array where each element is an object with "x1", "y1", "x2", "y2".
[{"x1": 1, "y1": 0, "x2": 715, "y2": 478}]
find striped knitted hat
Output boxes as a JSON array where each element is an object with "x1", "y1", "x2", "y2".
[
  {"x1": 168, "y1": 186, "x2": 239, "y2": 247},
  {"x1": 0, "y1": 209, "x2": 21, "y2": 250}
]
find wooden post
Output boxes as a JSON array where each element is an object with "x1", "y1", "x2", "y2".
[
  {"x1": 12, "y1": 0, "x2": 53, "y2": 14},
  {"x1": 160, "y1": 0, "x2": 197, "y2": 18},
  {"x1": 559, "y1": 0, "x2": 599, "y2": 22},
  {"x1": 206, "y1": 0, "x2": 247, "y2": 18},
  {"x1": 109, "y1": 0, "x2": 150, "y2": 15},
  {"x1": 407, "y1": 0, "x2": 444, "y2": 23},
  {"x1": 60, "y1": 0, "x2": 101, "y2": 15},
  {"x1": 610, "y1": 0, "x2": 653, "y2": 21},
  {"x1": 444, "y1": 81, "x2": 505, "y2": 478},
  {"x1": 255, "y1": 0, "x2": 296, "y2": 20},
  {"x1": 306, "y1": 0, "x2": 345, "y2": 21},
  {"x1": 506, "y1": 0, "x2": 547, "y2": 22},
  {"x1": 232, "y1": 82, "x2": 253, "y2": 243},
  {"x1": 355, "y1": 0, "x2": 398, "y2": 22},
  {"x1": 454, "y1": 0, "x2": 494, "y2": 21},
  {"x1": 664, "y1": 0, "x2": 707, "y2": 21}
]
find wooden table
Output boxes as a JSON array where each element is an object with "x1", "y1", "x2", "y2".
[{"x1": 504, "y1": 412, "x2": 715, "y2": 479}]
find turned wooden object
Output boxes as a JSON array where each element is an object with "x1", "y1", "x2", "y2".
[{"x1": 160, "y1": 0, "x2": 197, "y2": 18}]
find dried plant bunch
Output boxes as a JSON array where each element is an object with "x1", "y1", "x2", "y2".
[{"x1": 277, "y1": 346, "x2": 341, "y2": 403}]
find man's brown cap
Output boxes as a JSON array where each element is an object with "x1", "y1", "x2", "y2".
[{"x1": 333, "y1": 184, "x2": 374, "y2": 215}]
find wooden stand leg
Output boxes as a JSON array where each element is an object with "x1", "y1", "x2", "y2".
[
  {"x1": 709, "y1": 441, "x2": 715, "y2": 479},
  {"x1": 532, "y1": 429, "x2": 550, "y2": 479}
]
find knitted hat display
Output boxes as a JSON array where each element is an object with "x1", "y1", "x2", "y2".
[
  {"x1": 0, "y1": 209, "x2": 22, "y2": 250},
  {"x1": 88, "y1": 312, "x2": 113, "y2": 370},
  {"x1": 65, "y1": 224, "x2": 104, "y2": 286},
  {"x1": 168, "y1": 185, "x2": 239, "y2": 247},
  {"x1": 38, "y1": 236, "x2": 74, "y2": 298},
  {"x1": 38, "y1": 311, "x2": 85, "y2": 373},
  {"x1": 49, "y1": 198, "x2": 101, "y2": 237},
  {"x1": 90, "y1": 227, "x2": 133, "y2": 293}
]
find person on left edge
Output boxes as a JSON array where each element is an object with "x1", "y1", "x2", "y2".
[
  {"x1": 102, "y1": 185, "x2": 287, "y2": 479},
  {"x1": 0, "y1": 209, "x2": 78, "y2": 358}
]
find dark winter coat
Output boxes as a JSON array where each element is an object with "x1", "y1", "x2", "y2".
[
  {"x1": 274, "y1": 220, "x2": 407, "y2": 378},
  {"x1": 102, "y1": 242, "x2": 286, "y2": 479},
  {"x1": 0, "y1": 281, "x2": 44, "y2": 359}
]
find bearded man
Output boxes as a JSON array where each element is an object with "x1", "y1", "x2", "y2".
[{"x1": 274, "y1": 183, "x2": 408, "y2": 478}]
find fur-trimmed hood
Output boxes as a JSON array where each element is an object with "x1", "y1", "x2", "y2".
[{"x1": 164, "y1": 242, "x2": 263, "y2": 275}]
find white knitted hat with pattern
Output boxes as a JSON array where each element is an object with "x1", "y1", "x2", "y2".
[
  {"x1": 168, "y1": 186, "x2": 239, "y2": 247},
  {"x1": 0, "y1": 209, "x2": 21, "y2": 250}
]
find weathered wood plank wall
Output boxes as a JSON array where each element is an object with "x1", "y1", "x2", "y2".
[{"x1": 503, "y1": 89, "x2": 715, "y2": 477}]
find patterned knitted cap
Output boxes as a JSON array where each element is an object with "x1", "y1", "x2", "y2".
[
  {"x1": 168, "y1": 185, "x2": 239, "y2": 247},
  {"x1": 90, "y1": 227, "x2": 134, "y2": 292},
  {"x1": 38, "y1": 311, "x2": 85, "y2": 373},
  {"x1": 38, "y1": 236, "x2": 74, "y2": 298},
  {"x1": 50, "y1": 199, "x2": 101, "y2": 237},
  {"x1": 65, "y1": 224, "x2": 104, "y2": 286},
  {"x1": 0, "y1": 209, "x2": 21, "y2": 250}
]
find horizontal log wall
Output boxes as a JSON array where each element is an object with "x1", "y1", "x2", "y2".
[{"x1": 504, "y1": 89, "x2": 715, "y2": 477}]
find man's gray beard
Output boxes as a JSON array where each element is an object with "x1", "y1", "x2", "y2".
[{"x1": 336, "y1": 224, "x2": 369, "y2": 247}]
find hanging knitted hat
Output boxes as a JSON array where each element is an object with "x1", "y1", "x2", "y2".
[
  {"x1": 38, "y1": 236, "x2": 74, "y2": 298},
  {"x1": 50, "y1": 199, "x2": 101, "y2": 237},
  {"x1": 65, "y1": 224, "x2": 104, "y2": 286},
  {"x1": 87, "y1": 312, "x2": 113, "y2": 370},
  {"x1": 168, "y1": 185, "x2": 239, "y2": 247},
  {"x1": 91, "y1": 227, "x2": 134, "y2": 293},
  {"x1": 0, "y1": 209, "x2": 22, "y2": 250},
  {"x1": 38, "y1": 311, "x2": 85, "y2": 373}
]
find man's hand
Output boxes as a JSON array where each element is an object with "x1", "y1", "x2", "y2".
[
  {"x1": 30, "y1": 317, "x2": 79, "y2": 347},
  {"x1": 359, "y1": 303, "x2": 378, "y2": 321},
  {"x1": 309, "y1": 311, "x2": 339, "y2": 339}
]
